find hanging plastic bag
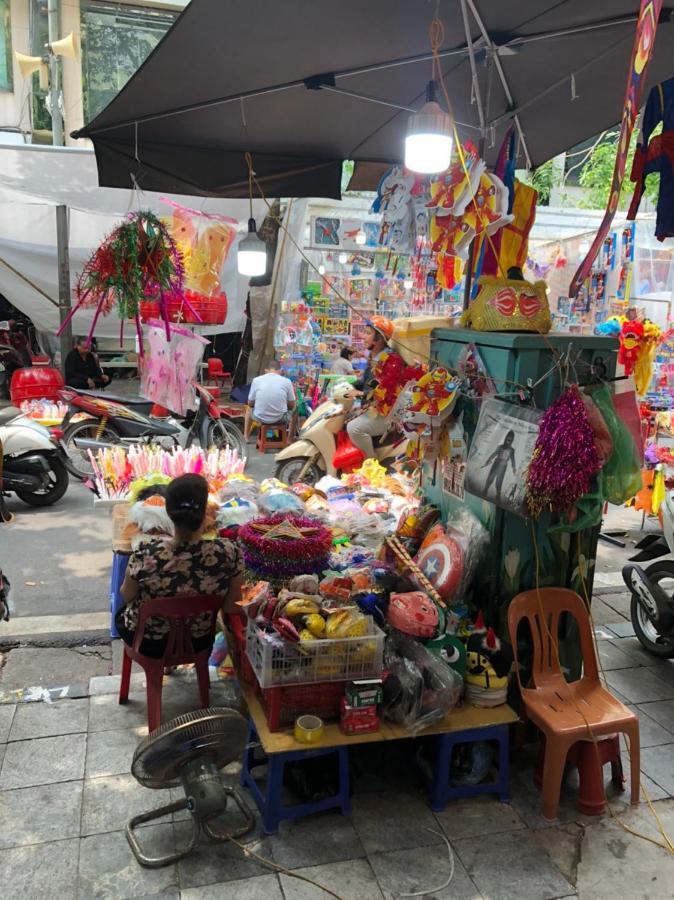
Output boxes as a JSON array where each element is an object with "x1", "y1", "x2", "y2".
[
  {"x1": 382, "y1": 632, "x2": 463, "y2": 735},
  {"x1": 612, "y1": 376, "x2": 645, "y2": 464},
  {"x1": 587, "y1": 383, "x2": 642, "y2": 505},
  {"x1": 140, "y1": 322, "x2": 209, "y2": 416}
]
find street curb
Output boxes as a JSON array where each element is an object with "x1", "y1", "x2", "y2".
[{"x1": 0, "y1": 630, "x2": 111, "y2": 650}]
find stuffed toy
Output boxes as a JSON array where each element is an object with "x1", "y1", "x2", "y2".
[
  {"x1": 122, "y1": 494, "x2": 174, "y2": 550},
  {"x1": 618, "y1": 319, "x2": 645, "y2": 374},
  {"x1": 464, "y1": 627, "x2": 513, "y2": 707}
]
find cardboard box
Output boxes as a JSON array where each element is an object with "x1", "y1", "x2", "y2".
[{"x1": 345, "y1": 679, "x2": 383, "y2": 708}]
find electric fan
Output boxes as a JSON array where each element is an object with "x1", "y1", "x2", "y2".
[{"x1": 127, "y1": 707, "x2": 255, "y2": 867}]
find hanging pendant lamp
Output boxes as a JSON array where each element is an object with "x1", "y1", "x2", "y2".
[
  {"x1": 238, "y1": 155, "x2": 267, "y2": 277},
  {"x1": 405, "y1": 80, "x2": 453, "y2": 174},
  {"x1": 237, "y1": 217, "x2": 267, "y2": 277}
]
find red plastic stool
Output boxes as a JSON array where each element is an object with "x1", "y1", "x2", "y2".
[{"x1": 535, "y1": 733, "x2": 624, "y2": 816}]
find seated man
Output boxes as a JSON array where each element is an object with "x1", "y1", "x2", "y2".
[
  {"x1": 64, "y1": 336, "x2": 110, "y2": 390},
  {"x1": 244, "y1": 362, "x2": 296, "y2": 441}
]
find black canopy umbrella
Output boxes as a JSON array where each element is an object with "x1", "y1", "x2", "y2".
[{"x1": 74, "y1": 0, "x2": 674, "y2": 199}]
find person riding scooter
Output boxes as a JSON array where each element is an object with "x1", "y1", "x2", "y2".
[
  {"x1": 274, "y1": 379, "x2": 407, "y2": 485},
  {"x1": 347, "y1": 316, "x2": 423, "y2": 460}
]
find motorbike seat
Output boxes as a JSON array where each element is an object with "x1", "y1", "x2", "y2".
[
  {"x1": 77, "y1": 389, "x2": 155, "y2": 409},
  {"x1": 0, "y1": 406, "x2": 21, "y2": 426}
]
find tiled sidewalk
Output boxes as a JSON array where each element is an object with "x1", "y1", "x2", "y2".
[{"x1": 1, "y1": 637, "x2": 674, "y2": 900}]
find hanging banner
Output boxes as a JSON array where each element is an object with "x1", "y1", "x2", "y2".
[{"x1": 569, "y1": 0, "x2": 662, "y2": 298}]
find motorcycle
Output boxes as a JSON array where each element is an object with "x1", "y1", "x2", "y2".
[
  {"x1": 0, "y1": 341, "x2": 24, "y2": 400},
  {"x1": 274, "y1": 381, "x2": 407, "y2": 486},
  {"x1": 621, "y1": 490, "x2": 674, "y2": 658},
  {"x1": 0, "y1": 408, "x2": 70, "y2": 507},
  {"x1": 59, "y1": 383, "x2": 246, "y2": 479}
]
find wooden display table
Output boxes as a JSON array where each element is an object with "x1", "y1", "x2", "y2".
[{"x1": 240, "y1": 684, "x2": 518, "y2": 832}]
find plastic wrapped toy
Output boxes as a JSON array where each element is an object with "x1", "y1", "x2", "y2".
[
  {"x1": 382, "y1": 633, "x2": 463, "y2": 735},
  {"x1": 163, "y1": 202, "x2": 236, "y2": 298}
]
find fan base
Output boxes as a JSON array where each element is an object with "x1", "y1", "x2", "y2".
[{"x1": 126, "y1": 790, "x2": 255, "y2": 868}]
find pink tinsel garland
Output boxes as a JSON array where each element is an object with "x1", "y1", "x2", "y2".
[{"x1": 526, "y1": 385, "x2": 601, "y2": 517}]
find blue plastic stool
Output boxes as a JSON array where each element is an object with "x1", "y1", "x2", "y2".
[
  {"x1": 241, "y1": 720, "x2": 351, "y2": 834},
  {"x1": 109, "y1": 552, "x2": 130, "y2": 638},
  {"x1": 424, "y1": 723, "x2": 510, "y2": 812}
]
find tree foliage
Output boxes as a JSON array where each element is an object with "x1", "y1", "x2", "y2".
[
  {"x1": 576, "y1": 130, "x2": 660, "y2": 210},
  {"x1": 519, "y1": 129, "x2": 661, "y2": 210}
]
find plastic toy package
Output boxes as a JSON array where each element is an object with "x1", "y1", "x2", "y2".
[
  {"x1": 413, "y1": 507, "x2": 487, "y2": 604},
  {"x1": 382, "y1": 632, "x2": 463, "y2": 735},
  {"x1": 586, "y1": 382, "x2": 642, "y2": 506}
]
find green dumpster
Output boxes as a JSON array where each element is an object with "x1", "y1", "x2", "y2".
[{"x1": 423, "y1": 329, "x2": 619, "y2": 678}]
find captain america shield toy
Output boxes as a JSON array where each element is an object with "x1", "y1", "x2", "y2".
[{"x1": 415, "y1": 534, "x2": 464, "y2": 600}]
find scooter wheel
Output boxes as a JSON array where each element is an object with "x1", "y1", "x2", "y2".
[
  {"x1": 15, "y1": 456, "x2": 69, "y2": 507},
  {"x1": 631, "y1": 560, "x2": 674, "y2": 658},
  {"x1": 63, "y1": 420, "x2": 120, "y2": 480},
  {"x1": 275, "y1": 457, "x2": 323, "y2": 487}
]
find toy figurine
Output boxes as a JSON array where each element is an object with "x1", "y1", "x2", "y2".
[{"x1": 619, "y1": 319, "x2": 645, "y2": 375}]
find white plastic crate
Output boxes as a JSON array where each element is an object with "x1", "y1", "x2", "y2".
[{"x1": 245, "y1": 618, "x2": 385, "y2": 688}]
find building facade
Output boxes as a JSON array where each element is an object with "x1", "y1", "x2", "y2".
[{"x1": 0, "y1": 0, "x2": 188, "y2": 146}]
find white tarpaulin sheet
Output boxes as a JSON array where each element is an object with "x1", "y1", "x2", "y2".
[{"x1": 0, "y1": 143, "x2": 267, "y2": 338}]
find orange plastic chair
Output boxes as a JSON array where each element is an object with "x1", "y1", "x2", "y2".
[
  {"x1": 507, "y1": 587, "x2": 639, "y2": 820},
  {"x1": 118, "y1": 594, "x2": 222, "y2": 733}
]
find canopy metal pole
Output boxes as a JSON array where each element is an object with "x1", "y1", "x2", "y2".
[
  {"x1": 465, "y1": 0, "x2": 531, "y2": 169},
  {"x1": 48, "y1": 0, "x2": 71, "y2": 369},
  {"x1": 320, "y1": 84, "x2": 480, "y2": 131},
  {"x1": 486, "y1": 32, "x2": 633, "y2": 132},
  {"x1": 460, "y1": 0, "x2": 487, "y2": 312},
  {"x1": 459, "y1": 0, "x2": 485, "y2": 136},
  {"x1": 56, "y1": 206, "x2": 72, "y2": 371}
]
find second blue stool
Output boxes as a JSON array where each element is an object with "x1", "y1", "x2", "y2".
[{"x1": 241, "y1": 721, "x2": 351, "y2": 834}]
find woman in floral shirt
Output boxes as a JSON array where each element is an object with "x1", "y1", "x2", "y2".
[{"x1": 118, "y1": 473, "x2": 242, "y2": 658}]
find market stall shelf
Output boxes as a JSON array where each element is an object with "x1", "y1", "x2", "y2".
[{"x1": 241, "y1": 685, "x2": 517, "y2": 832}]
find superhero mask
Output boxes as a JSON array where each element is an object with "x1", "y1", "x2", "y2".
[
  {"x1": 387, "y1": 591, "x2": 439, "y2": 639},
  {"x1": 461, "y1": 275, "x2": 551, "y2": 334}
]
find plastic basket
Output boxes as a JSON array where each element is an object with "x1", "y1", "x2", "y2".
[
  {"x1": 245, "y1": 618, "x2": 385, "y2": 688},
  {"x1": 225, "y1": 613, "x2": 256, "y2": 686},
  {"x1": 260, "y1": 681, "x2": 346, "y2": 731}
]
